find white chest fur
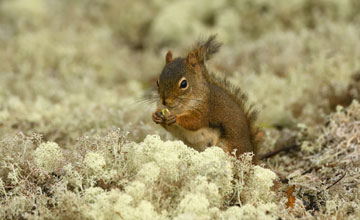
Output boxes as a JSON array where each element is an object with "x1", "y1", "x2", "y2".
[{"x1": 165, "y1": 125, "x2": 221, "y2": 152}]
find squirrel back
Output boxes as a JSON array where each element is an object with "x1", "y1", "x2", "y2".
[
  {"x1": 152, "y1": 35, "x2": 260, "y2": 161},
  {"x1": 205, "y1": 71, "x2": 260, "y2": 157}
]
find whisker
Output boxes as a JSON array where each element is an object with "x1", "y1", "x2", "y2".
[
  {"x1": 177, "y1": 97, "x2": 202, "y2": 102},
  {"x1": 134, "y1": 99, "x2": 157, "y2": 104},
  {"x1": 135, "y1": 95, "x2": 159, "y2": 103},
  {"x1": 124, "y1": 88, "x2": 160, "y2": 106},
  {"x1": 138, "y1": 95, "x2": 159, "y2": 100}
]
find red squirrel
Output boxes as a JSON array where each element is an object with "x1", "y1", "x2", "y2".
[{"x1": 152, "y1": 35, "x2": 260, "y2": 161}]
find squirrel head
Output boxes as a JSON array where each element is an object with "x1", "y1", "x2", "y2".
[{"x1": 157, "y1": 35, "x2": 222, "y2": 112}]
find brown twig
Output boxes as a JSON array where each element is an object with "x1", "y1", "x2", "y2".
[
  {"x1": 326, "y1": 172, "x2": 346, "y2": 190},
  {"x1": 260, "y1": 144, "x2": 300, "y2": 160}
]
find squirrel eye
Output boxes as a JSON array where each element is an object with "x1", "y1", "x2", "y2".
[
  {"x1": 156, "y1": 80, "x2": 159, "y2": 87},
  {"x1": 180, "y1": 79, "x2": 188, "y2": 89}
]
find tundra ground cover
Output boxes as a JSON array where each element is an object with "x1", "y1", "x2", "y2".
[{"x1": 0, "y1": 0, "x2": 359, "y2": 219}]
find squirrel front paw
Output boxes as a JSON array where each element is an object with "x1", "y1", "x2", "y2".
[
  {"x1": 165, "y1": 114, "x2": 176, "y2": 125},
  {"x1": 152, "y1": 111, "x2": 164, "y2": 124},
  {"x1": 152, "y1": 110, "x2": 177, "y2": 125}
]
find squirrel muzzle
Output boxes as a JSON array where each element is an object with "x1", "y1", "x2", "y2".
[{"x1": 161, "y1": 97, "x2": 177, "y2": 108}]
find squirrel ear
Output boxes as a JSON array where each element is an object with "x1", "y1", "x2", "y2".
[{"x1": 165, "y1": 50, "x2": 173, "y2": 64}]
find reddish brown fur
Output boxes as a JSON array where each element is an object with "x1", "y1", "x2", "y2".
[
  {"x1": 153, "y1": 35, "x2": 260, "y2": 162},
  {"x1": 165, "y1": 50, "x2": 173, "y2": 64},
  {"x1": 176, "y1": 111, "x2": 206, "y2": 131}
]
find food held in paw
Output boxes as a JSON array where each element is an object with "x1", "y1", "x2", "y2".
[{"x1": 161, "y1": 108, "x2": 171, "y2": 118}]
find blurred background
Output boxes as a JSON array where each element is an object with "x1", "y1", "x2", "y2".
[{"x1": 0, "y1": 0, "x2": 360, "y2": 149}]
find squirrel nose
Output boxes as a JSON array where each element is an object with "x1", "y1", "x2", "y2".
[{"x1": 162, "y1": 98, "x2": 173, "y2": 106}]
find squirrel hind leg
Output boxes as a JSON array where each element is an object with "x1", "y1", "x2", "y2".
[
  {"x1": 216, "y1": 140, "x2": 232, "y2": 154},
  {"x1": 220, "y1": 138, "x2": 257, "y2": 162}
]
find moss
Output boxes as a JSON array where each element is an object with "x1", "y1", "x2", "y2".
[
  {"x1": 0, "y1": 0, "x2": 359, "y2": 219},
  {"x1": 34, "y1": 142, "x2": 63, "y2": 173},
  {"x1": 83, "y1": 188, "x2": 164, "y2": 220},
  {"x1": 63, "y1": 164, "x2": 83, "y2": 190},
  {"x1": 2, "y1": 0, "x2": 48, "y2": 19},
  {"x1": 0, "y1": 178, "x2": 6, "y2": 200},
  {"x1": 84, "y1": 152, "x2": 106, "y2": 173},
  {"x1": 223, "y1": 203, "x2": 278, "y2": 220},
  {"x1": 182, "y1": 176, "x2": 221, "y2": 207},
  {"x1": 242, "y1": 166, "x2": 277, "y2": 204},
  {"x1": 176, "y1": 193, "x2": 210, "y2": 217},
  {"x1": 136, "y1": 162, "x2": 161, "y2": 184}
]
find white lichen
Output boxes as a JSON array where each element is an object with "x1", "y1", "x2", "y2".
[
  {"x1": 83, "y1": 152, "x2": 106, "y2": 173},
  {"x1": 0, "y1": 178, "x2": 7, "y2": 199},
  {"x1": 63, "y1": 164, "x2": 83, "y2": 190},
  {"x1": 83, "y1": 189, "x2": 163, "y2": 220},
  {"x1": 136, "y1": 162, "x2": 161, "y2": 184},
  {"x1": 1, "y1": 1, "x2": 360, "y2": 219},
  {"x1": 222, "y1": 203, "x2": 278, "y2": 220},
  {"x1": 242, "y1": 166, "x2": 277, "y2": 204},
  {"x1": 176, "y1": 193, "x2": 210, "y2": 217},
  {"x1": 125, "y1": 181, "x2": 146, "y2": 204},
  {"x1": 34, "y1": 142, "x2": 63, "y2": 173},
  {"x1": 181, "y1": 175, "x2": 221, "y2": 207}
]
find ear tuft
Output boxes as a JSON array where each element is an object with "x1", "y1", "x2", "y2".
[
  {"x1": 165, "y1": 50, "x2": 173, "y2": 64},
  {"x1": 186, "y1": 51, "x2": 197, "y2": 67},
  {"x1": 200, "y1": 35, "x2": 222, "y2": 61},
  {"x1": 185, "y1": 35, "x2": 222, "y2": 67}
]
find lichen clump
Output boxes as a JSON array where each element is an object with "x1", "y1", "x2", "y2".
[
  {"x1": 1, "y1": 132, "x2": 281, "y2": 219},
  {"x1": 84, "y1": 152, "x2": 106, "y2": 173},
  {"x1": 243, "y1": 166, "x2": 277, "y2": 204},
  {"x1": 34, "y1": 142, "x2": 63, "y2": 173},
  {"x1": 0, "y1": 0, "x2": 360, "y2": 219}
]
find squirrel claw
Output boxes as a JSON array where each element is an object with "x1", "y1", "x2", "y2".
[
  {"x1": 165, "y1": 114, "x2": 176, "y2": 125},
  {"x1": 152, "y1": 112, "x2": 164, "y2": 124},
  {"x1": 155, "y1": 111, "x2": 163, "y2": 118},
  {"x1": 153, "y1": 110, "x2": 176, "y2": 125}
]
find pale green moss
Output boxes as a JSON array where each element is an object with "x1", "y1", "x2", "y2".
[
  {"x1": 222, "y1": 203, "x2": 278, "y2": 220},
  {"x1": 84, "y1": 152, "x2": 106, "y2": 174},
  {"x1": 126, "y1": 135, "x2": 196, "y2": 182},
  {"x1": 0, "y1": 178, "x2": 6, "y2": 199},
  {"x1": 149, "y1": 0, "x2": 226, "y2": 46},
  {"x1": 176, "y1": 193, "x2": 210, "y2": 217},
  {"x1": 0, "y1": 0, "x2": 359, "y2": 219},
  {"x1": 34, "y1": 142, "x2": 63, "y2": 173},
  {"x1": 136, "y1": 162, "x2": 161, "y2": 184},
  {"x1": 0, "y1": 110, "x2": 9, "y2": 123},
  {"x1": 83, "y1": 189, "x2": 164, "y2": 220},
  {"x1": 243, "y1": 166, "x2": 277, "y2": 204},
  {"x1": 63, "y1": 164, "x2": 83, "y2": 190},
  {"x1": 190, "y1": 147, "x2": 234, "y2": 197},
  {"x1": 2, "y1": 0, "x2": 48, "y2": 17},
  {"x1": 125, "y1": 181, "x2": 146, "y2": 204},
  {"x1": 183, "y1": 176, "x2": 221, "y2": 207}
]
